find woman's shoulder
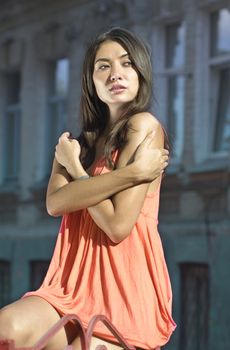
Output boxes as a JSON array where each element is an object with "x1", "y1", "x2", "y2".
[{"x1": 127, "y1": 112, "x2": 164, "y2": 137}]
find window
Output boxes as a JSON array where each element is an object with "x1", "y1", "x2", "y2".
[
  {"x1": 45, "y1": 58, "x2": 69, "y2": 175},
  {"x1": 166, "y1": 23, "x2": 185, "y2": 68},
  {"x1": 167, "y1": 76, "x2": 185, "y2": 157},
  {"x1": 180, "y1": 263, "x2": 209, "y2": 350},
  {"x1": 213, "y1": 68, "x2": 230, "y2": 151},
  {"x1": 3, "y1": 72, "x2": 21, "y2": 183},
  {"x1": 210, "y1": 8, "x2": 230, "y2": 153},
  {"x1": 0, "y1": 260, "x2": 11, "y2": 307},
  {"x1": 30, "y1": 260, "x2": 50, "y2": 290},
  {"x1": 210, "y1": 8, "x2": 230, "y2": 57},
  {"x1": 165, "y1": 22, "x2": 185, "y2": 159}
]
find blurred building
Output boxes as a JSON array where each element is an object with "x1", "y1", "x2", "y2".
[{"x1": 0, "y1": 0, "x2": 230, "y2": 349}]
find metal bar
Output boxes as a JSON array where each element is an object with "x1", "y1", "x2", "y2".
[
  {"x1": 87, "y1": 315, "x2": 136, "y2": 350},
  {"x1": 33, "y1": 314, "x2": 87, "y2": 350},
  {"x1": 0, "y1": 314, "x2": 138, "y2": 350}
]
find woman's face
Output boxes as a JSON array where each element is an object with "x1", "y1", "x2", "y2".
[{"x1": 93, "y1": 40, "x2": 139, "y2": 112}]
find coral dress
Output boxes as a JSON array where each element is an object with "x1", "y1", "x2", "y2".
[{"x1": 24, "y1": 154, "x2": 176, "y2": 349}]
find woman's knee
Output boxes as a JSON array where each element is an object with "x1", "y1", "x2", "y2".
[
  {"x1": 0, "y1": 297, "x2": 46, "y2": 346},
  {"x1": 0, "y1": 304, "x2": 29, "y2": 342},
  {"x1": 0, "y1": 297, "x2": 78, "y2": 349}
]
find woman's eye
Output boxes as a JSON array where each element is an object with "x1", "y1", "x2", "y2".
[
  {"x1": 98, "y1": 64, "x2": 110, "y2": 70},
  {"x1": 123, "y1": 61, "x2": 132, "y2": 67}
]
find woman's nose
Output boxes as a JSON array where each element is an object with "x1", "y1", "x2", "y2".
[
  {"x1": 111, "y1": 74, "x2": 120, "y2": 81},
  {"x1": 110, "y1": 67, "x2": 122, "y2": 81}
]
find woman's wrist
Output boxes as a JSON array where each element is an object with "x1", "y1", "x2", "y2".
[
  {"x1": 66, "y1": 159, "x2": 88, "y2": 180},
  {"x1": 76, "y1": 175, "x2": 90, "y2": 180}
]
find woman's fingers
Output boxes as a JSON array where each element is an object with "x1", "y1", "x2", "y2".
[
  {"x1": 133, "y1": 144, "x2": 170, "y2": 181},
  {"x1": 161, "y1": 150, "x2": 169, "y2": 168},
  {"x1": 162, "y1": 148, "x2": 169, "y2": 156},
  {"x1": 59, "y1": 131, "x2": 70, "y2": 141}
]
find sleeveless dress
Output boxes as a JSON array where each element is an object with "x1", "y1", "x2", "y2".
[{"x1": 24, "y1": 154, "x2": 176, "y2": 349}]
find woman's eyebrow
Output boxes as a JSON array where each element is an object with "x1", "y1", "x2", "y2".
[{"x1": 95, "y1": 53, "x2": 129, "y2": 64}]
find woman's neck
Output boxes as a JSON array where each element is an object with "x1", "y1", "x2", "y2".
[{"x1": 108, "y1": 105, "x2": 123, "y2": 126}]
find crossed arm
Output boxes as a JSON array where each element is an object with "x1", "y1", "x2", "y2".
[
  {"x1": 46, "y1": 113, "x2": 168, "y2": 243},
  {"x1": 87, "y1": 114, "x2": 165, "y2": 242}
]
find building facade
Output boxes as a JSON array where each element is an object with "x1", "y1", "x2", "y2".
[{"x1": 0, "y1": 0, "x2": 230, "y2": 349}]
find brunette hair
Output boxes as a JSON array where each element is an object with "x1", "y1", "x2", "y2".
[{"x1": 78, "y1": 27, "x2": 167, "y2": 169}]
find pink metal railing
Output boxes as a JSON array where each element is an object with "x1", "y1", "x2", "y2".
[{"x1": 0, "y1": 314, "x2": 137, "y2": 350}]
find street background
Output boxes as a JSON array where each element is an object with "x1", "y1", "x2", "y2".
[{"x1": 0, "y1": 1, "x2": 230, "y2": 349}]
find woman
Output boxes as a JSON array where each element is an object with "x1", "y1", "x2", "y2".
[{"x1": 0, "y1": 28, "x2": 175, "y2": 350}]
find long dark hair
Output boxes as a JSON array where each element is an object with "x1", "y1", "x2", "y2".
[{"x1": 78, "y1": 27, "x2": 167, "y2": 169}]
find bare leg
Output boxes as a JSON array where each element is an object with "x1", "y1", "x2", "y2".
[
  {"x1": 71, "y1": 335, "x2": 161, "y2": 350},
  {"x1": 71, "y1": 335, "x2": 124, "y2": 350},
  {"x1": 0, "y1": 296, "x2": 78, "y2": 350}
]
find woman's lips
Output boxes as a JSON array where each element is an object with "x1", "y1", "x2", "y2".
[{"x1": 109, "y1": 84, "x2": 127, "y2": 93}]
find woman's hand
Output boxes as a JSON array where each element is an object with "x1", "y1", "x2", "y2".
[
  {"x1": 133, "y1": 131, "x2": 169, "y2": 182},
  {"x1": 55, "y1": 132, "x2": 86, "y2": 179}
]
